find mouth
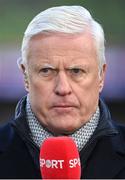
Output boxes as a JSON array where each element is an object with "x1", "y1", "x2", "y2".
[
  {"x1": 53, "y1": 105, "x2": 74, "y2": 108},
  {"x1": 51, "y1": 104, "x2": 77, "y2": 113}
]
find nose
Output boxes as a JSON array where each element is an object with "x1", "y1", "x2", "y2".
[{"x1": 54, "y1": 71, "x2": 72, "y2": 96}]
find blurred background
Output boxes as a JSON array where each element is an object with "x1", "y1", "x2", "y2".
[{"x1": 0, "y1": 0, "x2": 125, "y2": 125}]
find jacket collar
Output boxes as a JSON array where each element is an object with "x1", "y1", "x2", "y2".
[
  {"x1": 14, "y1": 97, "x2": 117, "y2": 136},
  {"x1": 80, "y1": 99, "x2": 125, "y2": 179},
  {"x1": 13, "y1": 96, "x2": 123, "y2": 155},
  {"x1": 12, "y1": 96, "x2": 125, "y2": 178}
]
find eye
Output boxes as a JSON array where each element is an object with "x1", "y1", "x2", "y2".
[
  {"x1": 41, "y1": 67, "x2": 51, "y2": 73},
  {"x1": 40, "y1": 67, "x2": 57, "y2": 77},
  {"x1": 69, "y1": 68, "x2": 85, "y2": 75},
  {"x1": 67, "y1": 67, "x2": 87, "y2": 81},
  {"x1": 71, "y1": 68, "x2": 82, "y2": 74}
]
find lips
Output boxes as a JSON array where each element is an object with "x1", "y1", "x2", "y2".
[
  {"x1": 50, "y1": 102, "x2": 78, "y2": 113},
  {"x1": 52, "y1": 103, "x2": 78, "y2": 108},
  {"x1": 53, "y1": 105, "x2": 74, "y2": 108}
]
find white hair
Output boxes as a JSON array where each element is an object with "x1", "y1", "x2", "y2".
[{"x1": 19, "y1": 5, "x2": 106, "y2": 71}]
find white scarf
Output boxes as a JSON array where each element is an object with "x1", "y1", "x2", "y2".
[{"x1": 26, "y1": 96, "x2": 100, "y2": 151}]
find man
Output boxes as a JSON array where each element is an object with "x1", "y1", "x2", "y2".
[{"x1": 0, "y1": 5, "x2": 125, "y2": 179}]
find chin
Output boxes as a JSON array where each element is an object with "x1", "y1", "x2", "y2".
[
  {"x1": 50, "y1": 122, "x2": 81, "y2": 135},
  {"x1": 45, "y1": 115, "x2": 83, "y2": 135}
]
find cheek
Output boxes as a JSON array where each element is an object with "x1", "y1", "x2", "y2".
[
  {"x1": 74, "y1": 76, "x2": 100, "y2": 106},
  {"x1": 29, "y1": 78, "x2": 53, "y2": 103}
]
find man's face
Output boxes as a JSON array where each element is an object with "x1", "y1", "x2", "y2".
[{"x1": 23, "y1": 32, "x2": 106, "y2": 135}]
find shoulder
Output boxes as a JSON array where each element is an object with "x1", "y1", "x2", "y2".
[
  {"x1": 0, "y1": 121, "x2": 14, "y2": 152},
  {"x1": 114, "y1": 122, "x2": 125, "y2": 146},
  {"x1": 114, "y1": 121, "x2": 125, "y2": 139},
  {"x1": 109, "y1": 121, "x2": 125, "y2": 155}
]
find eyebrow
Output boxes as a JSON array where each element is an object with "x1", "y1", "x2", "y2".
[
  {"x1": 32, "y1": 61, "x2": 90, "y2": 71},
  {"x1": 67, "y1": 64, "x2": 89, "y2": 69},
  {"x1": 31, "y1": 62, "x2": 55, "y2": 71},
  {"x1": 40, "y1": 63, "x2": 56, "y2": 68}
]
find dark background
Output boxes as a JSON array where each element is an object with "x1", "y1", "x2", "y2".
[{"x1": 0, "y1": 0, "x2": 125, "y2": 125}]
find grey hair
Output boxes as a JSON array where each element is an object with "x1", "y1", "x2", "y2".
[{"x1": 19, "y1": 5, "x2": 106, "y2": 71}]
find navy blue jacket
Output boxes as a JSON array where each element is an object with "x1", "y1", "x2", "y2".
[{"x1": 0, "y1": 97, "x2": 125, "y2": 179}]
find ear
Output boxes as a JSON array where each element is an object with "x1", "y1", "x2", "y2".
[
  {"x1": 99, "y1": 64, "x2": 107, "y2": 93},
  {"x1": 20, "y1": 64, "x2": 29, "y2": 92}
]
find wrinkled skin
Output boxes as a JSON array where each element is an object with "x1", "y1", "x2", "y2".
[{"x1": 21, "y1": 32, "x2": 106, "y2": 135}]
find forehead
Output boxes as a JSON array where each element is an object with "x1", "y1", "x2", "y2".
[{"x1": 27, "y1": 32, "x2": 97, "y2": 66}]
